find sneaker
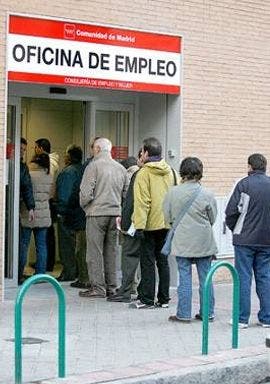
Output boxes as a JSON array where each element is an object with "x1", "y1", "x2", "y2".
[
  {"x1": 229, "y1": 319, "x2": 248, "y2": 329},
  {"x1": 70, "y1": 280, "x2": 91, "y2": 289},
  {"x1": 257, "y1": 321, "x2": 270, "y2": 328},
  {"x1": 195, "y1": 313, "x2": 215, "y2": 322},
  {"x1": 168, "y1": 315, "x2": 191, "y2": 323},
  {"x1": 129, "y1": 300, "x2": 155, "y2": 309},
  {"x1": 155, "y1": 302, "x2": 169, "y2": 308},
  {"x1": 79, "y1": 289, "x2": 106, "y2": 298},
  {"x1": 107, "y1": 294, "x2": 131, "y2": 303}
]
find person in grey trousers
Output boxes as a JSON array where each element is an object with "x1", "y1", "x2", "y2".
[
  {"x1": 79, "y1": 137, "x2": 129, "y2": 298},
  {"x1": 107, "y1": 151, "x2": 144, "y2": 303}
]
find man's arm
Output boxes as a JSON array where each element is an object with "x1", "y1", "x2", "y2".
[
  {"x1": 20, "y1": 162, "x2": 35, "y2": 211},
  {"x1": 80, "y1": 162, "x2": 97, "y2": 208},
  {"x1": 132, "y1": 170, "x2": 151, "y2": 230},
  {"x1": 225, "y1": 183, "x2": 242, "y2": 231},
  {"x1": 56, "y1": 171, "x2": 74, "y2": 215}
]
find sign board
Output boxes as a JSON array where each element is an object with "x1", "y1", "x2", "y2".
[{"x1": 7, "y1": 15, "x2": 182, "y2": 94}]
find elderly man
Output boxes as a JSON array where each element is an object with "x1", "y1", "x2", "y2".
[{"x1": 79, "y1": 137, "x2": 129, "y2": 298}]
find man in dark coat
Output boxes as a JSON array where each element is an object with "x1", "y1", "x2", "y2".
[
  {"x1": 18, "y1": 138, "x2": 35, "y2": 283},
  {"x1": 108, "y1": 152, "x2": 143, "y2": 303},
  {"x1": 226, "y1": 153, "x2": 270, "y2": 328},
  {"x1": 56, "y1": 145, "x2": 89, "y2": 288}
]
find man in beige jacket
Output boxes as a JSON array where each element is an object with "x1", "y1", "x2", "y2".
[{"x1": 79, "y1": 138, "x2": 129, "y2": 298}]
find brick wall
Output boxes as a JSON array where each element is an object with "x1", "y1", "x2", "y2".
[{"x1": 0, "y1": 0, "x2": 269, "y2": 294}]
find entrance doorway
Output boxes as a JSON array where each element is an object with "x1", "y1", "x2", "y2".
[{"x1": 4, "y1": 96, "x2": 135, "y2": 287}]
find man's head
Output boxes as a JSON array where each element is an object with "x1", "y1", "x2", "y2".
[
  {"x1": 248, "y1": 153, "x2": 267, "y2": 173},
  {"x1": 35, "y1": 138, "x2": 51, "y2": 155},
  {"x1": 120, "y1": 156, "x2": 137, "y2": 170},
  {"x1": 92, "y1": 138, "x2": 112, "y2": 157},
  {"x1": 179, "y1": 157, "x2": 203, "y2": 181},
  {"x1": 20, "y1": 137, "x2": 27, "y2": 160},
  {"x1": 142, "y1": 137, "x2": 162, "y2": 162},
  {"x1": 89, "y1": 136, "x2": 101, "y2": 157},
  {"x1": 137, "y1": 148, "x2": 144, "y2": 168},
  {"x1": 65, "y1": 145, "x2": 83, "y2": 165}
]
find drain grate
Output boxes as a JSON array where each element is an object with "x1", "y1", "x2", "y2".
[{"x1": 6, "y1": 337, "x2": 49, "y2": 344}]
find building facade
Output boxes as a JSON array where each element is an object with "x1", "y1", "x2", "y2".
[{"x1": 1, "y1": 1, "x2": 270, "y2": 298}]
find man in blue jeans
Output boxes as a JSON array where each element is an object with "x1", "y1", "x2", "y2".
[{"x1": 225, "y1": 153, "x2": 270, "y2": 328}]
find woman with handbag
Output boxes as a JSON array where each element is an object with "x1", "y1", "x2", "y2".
[{"x1": 163, "y1": 157, "x2": 218, "y2": 323}]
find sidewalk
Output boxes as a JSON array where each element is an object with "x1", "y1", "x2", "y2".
[{"x1": 0, "y1": 282, "x2": 269, "y2": 383}]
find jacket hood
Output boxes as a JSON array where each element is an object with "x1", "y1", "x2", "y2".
[{"x1": 143, "y1": 159, "x2": 171, "y2": 176}]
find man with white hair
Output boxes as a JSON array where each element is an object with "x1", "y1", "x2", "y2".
[{"x1": 79, "y1": 138, "x2": 129, "y2": 298}]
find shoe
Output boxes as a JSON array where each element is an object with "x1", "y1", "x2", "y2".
[
  {"x1": 106, "y1": 290, "x2": 115, "y2": 298},
  {"x1": 79, "y1": 289, "x2": 106, "y2": 298},
  {"x1": 70, "y1": 280, "x2": 91, "y2": 289},
  {"x1": 168, "y1": 315, "x2": 191, "y2": 323},
  {"x1": 57, "y1": 274, "x2": 76, "y2": 282},
  {"x1": 155, "y1": 302, "x2": 169, "y2": 308},
  {"x1": 257, "y1": 321, "x2": 270, "y2": 328},
  {"x1": 229, "y1": 319, "x2": 248, "y2": 329},
  {"x1": 107, "y1": 294, "x2": 131, "y2": 303},
  {"x1": 195, "y1": 313, "x2": 215, "y2": 322},
  {"x1": 129, "y1": 300, "x2": 155, "y2": 309}
]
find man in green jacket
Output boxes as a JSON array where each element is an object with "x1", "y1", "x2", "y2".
[{"x1": 131, "y1": 137, "x2": 177, "y2": 309}]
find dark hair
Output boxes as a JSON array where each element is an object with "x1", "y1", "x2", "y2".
[
  {"x1": 138, "y1": 148, "x2": 143, "y2": 158},
  {"x1": 67, "y1": 145, "x2": 83, "y2": 164},
  {"x1": 120, "y1": 156, "x2": 137, "y2": 169},
  {"x1": 35, "y1": 138, "x2": 51, "y2": 154},
  {"x1": 248, "y1": 153, "x2": 267, "y2": 172},
  {"x1": 143, "y1": 137, "x2": 162, "y2": 157},
  {"x1": 90, "y1": 136, "x2": 101, "y2": 149},
  {"x1": 179, "y1": 157, "x2": 203, "y2": 181},
  {"x1": 31, "y1": 153, "x2": 50, "y2": 174},
  {"x1": 21, "y1": 137, "x2": 27, "y2": 145}
]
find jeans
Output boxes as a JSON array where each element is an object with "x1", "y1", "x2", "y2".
[
  {"x1": 19, "y1": 227, "x2": 48, "y2": 277},
  {"x1": 138, "y1": 230, "x2": 170, "y2": 306},
  {"x1": 234, "y1": 245, "x2": 270, "y2": 324},
  {"x1": 176, "y1": 256, "x2": 214, "y2": 319}
]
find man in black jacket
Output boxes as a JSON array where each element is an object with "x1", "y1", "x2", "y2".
[
  {"x1": 56, "y1": 145, "x2": 89, "y2": 288},
  {"x1": 107, "y1": 152, "x2": 143, "y2": 303},
  {"x1": 225, "y1": 153, "x2": 270, "y2": 328},
  {"x1": 19, "y1": 138, "x2": 35, "y2": 283}
]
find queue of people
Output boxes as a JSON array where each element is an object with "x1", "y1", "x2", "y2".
[{"x1": 19, "y1": 136, "x2": 270, "y2": 327}]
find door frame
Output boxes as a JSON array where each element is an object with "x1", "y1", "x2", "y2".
[{"x1": 5, "y1": 96, "x2": 21, "y2": 288}]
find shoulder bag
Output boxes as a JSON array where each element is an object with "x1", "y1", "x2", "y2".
[{"x1": 161, "y1": 185, "x2": 202, "y2": 256}]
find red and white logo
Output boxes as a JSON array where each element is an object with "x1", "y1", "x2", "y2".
[{"x1": 64, "y1": 24, "x2": 75, "y2": 39}]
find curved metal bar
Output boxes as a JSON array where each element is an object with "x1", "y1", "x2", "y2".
[
  {"x1": 14, "y1": 274, "x2": 66, "y2": 383},
  {"x1": 202, "y1": 261, "x2": 239, "y2": 355}
]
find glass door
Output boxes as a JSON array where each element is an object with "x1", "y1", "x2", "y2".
[
  {"x1": 90, "y1": 103, "x2": 135, "y2": 161},
  {"x1": 5, "y1": 97, "x2": 21, "y2": 287}
]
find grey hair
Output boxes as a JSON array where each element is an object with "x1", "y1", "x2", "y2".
[{"x1": 95, "y1": 138, "x2": 112, "y2": 152}]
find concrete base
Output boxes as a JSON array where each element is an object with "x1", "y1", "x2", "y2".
[{"x1": 31, "y1": 345, "x2": 269, "y2": 384}]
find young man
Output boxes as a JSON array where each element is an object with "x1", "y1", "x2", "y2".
[{"x1": 225, "y1": 153, "x2": 270, "y2": 328}]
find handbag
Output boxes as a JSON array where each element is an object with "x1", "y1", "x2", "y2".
[{"x1": 161, "y1": 186, "x2": 202, "y2": 256}]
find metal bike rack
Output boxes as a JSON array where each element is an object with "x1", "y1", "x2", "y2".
[
  {"x1": 14, "y1": 274, "x2": 66, "y2": 383},
  {"x1": 202, "y1": 261, "x2": 239, "y2": 355}
]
